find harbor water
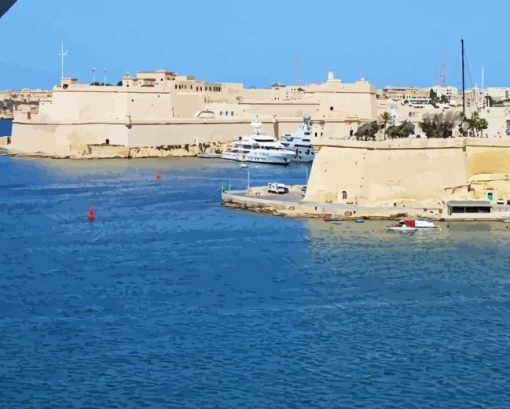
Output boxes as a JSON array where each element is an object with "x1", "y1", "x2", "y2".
[{"x1": 0, "y1": 156, "x2": 509, "y2": 408}]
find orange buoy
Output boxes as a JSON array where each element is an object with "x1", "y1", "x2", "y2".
[
  {"x1": 156, "y1": 169, "x2": 161, "y2": 180},
  {"x1": 88, "y1": 206, "x2": 95, "y2": 222}
]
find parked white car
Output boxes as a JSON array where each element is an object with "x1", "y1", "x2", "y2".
[{"x1": 268, "y1": 183, "x2": 289, "y2": 194}]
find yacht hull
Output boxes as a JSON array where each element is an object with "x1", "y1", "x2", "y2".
[{"x1": 221, "y1": 151, "x2": 292, "y2": 165}]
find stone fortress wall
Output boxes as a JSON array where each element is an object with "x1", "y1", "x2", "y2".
[
  {"x1": 9, "y1": 71, "x2": 377, "y2": 157},
  {"x1": 305, "y1": 137, "x2": 510, "y2": 208}
]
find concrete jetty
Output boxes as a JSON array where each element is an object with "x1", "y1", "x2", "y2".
[
  {"x1": 221, "y1": 185, "x2": 443, "y2": 220},
  {"x1": 221, "y1": 184, "x2": 510, "y2": 221}
]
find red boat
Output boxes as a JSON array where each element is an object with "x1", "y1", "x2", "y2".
[{"x1": 386, "y1": 219, "x2": 417, "y2": 232}]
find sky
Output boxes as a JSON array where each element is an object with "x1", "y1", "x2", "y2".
[{"x1": 0, "y1": 0, "x2": 508, "y2": 90}]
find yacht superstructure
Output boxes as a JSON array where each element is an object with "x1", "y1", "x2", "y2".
[
  {"x1": 280, "y1": 114, "x2": 314, "y2": 162},
  {"x1": 221, "y1": 121, "x2": 295, "y2": 165}
]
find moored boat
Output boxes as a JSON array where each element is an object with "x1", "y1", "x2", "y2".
[
  {"x1": 280, "y1": 114, "x2": 315, "y2": 163},
  {"x1": 386, "y1": 219, "x2": 417, "y2": 232},
  {"x1": 221, "y1": 120, "x2": 295, "y2": 165},
  {"x1": 414, "y1": 218, "x2": 437, "y2": 228}
]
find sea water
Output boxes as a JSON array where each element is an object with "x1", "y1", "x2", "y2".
[{"x1": 0, "y1": 156, "x2": 509, "y2": 408}]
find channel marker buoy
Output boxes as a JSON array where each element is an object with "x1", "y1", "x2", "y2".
[{"x1": 88, "y1": 206, "x2": 95, "y2": 222}]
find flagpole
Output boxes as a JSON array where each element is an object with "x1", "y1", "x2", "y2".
[{"x1": 59, "y1": 41, "x2": 68, "y2": 80}]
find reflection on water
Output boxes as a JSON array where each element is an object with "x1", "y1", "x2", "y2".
[{"x1": 0, "y1": 157, "x2": 509, "y2": 408}]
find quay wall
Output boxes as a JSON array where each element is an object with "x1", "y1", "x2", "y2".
[{"x1": 10, "y1": 119, "x2": 306, "y2": 157}]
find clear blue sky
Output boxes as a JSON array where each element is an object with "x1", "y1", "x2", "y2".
[{"x1": 0, "y1": 0, "x2": 507, "y2": 90}]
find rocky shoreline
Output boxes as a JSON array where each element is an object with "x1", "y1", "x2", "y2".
[{"x1": 2, "y1": 141, "x2": 230, "y2": 160}]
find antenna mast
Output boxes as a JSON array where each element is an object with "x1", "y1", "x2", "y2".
[
  {"x1": 59, "y1": 41, "x2": 68, "y2": 80},
  {"x1": 461, "y1": 39, "x2": 465, "y2": 118},
  {"x1": 440, "y1": 59, "x2": 446, "y2": 88}
]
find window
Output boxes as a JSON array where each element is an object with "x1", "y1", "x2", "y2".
[
  {"x1": 342, "y1": 191, "x2": 347, "y2": 200},
  {"x1": 231, "y1": 111, "x2": 234, "y2": 116},
  {"x1": 220, "y1": 111, "x2": 223, "y2": 116},
  {"x1": 330, "y1": 106, "x2": 334, "y2": 111}
]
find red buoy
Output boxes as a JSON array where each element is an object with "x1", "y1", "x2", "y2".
[
  {"x1": 156, "y1": 169, "x2": 161, "y2": 180},
  {"x1": 88, "y1": 206, "x2": 95, "y2": 222}
]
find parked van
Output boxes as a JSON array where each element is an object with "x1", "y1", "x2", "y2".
[{"x1": 268, "y1": 183, "x2": 289, "y2": 194}]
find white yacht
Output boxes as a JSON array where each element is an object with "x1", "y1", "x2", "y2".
[
  {"x1": 280, "y1": 114, "x2": 315, "y2": 162},
  {"x1": 222, "y1": 121, "x2": 295, "y2": 165}
]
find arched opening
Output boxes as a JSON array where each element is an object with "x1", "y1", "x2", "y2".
[
  {"x1": 342, "y1": 191, "x2": 347, "y2": 200},
  {"x1": 105, "y1": 139, "x2": 110, "y2": 145}
]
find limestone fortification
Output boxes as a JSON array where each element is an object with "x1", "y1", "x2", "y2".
[
  {"x1": 305, "y1": 137, "x2": 510, "y2": 209},
  {"x1": 8, "y1": 70, "x2": 376, "y2": 158}
]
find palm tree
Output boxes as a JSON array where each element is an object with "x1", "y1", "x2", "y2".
[{"x1": 378, "y1": 112, "x2": 392, "y2": 139}]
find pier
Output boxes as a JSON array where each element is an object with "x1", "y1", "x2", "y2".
[{"x1": 222, "y1": 185, "x2": 510, "y2": 221}]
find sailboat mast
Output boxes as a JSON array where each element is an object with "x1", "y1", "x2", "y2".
[{"x1": 461, "y1": 39, "x2": 466, "y2": 118}]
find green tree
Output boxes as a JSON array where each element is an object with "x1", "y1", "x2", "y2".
[
  {"x1": 467, "y1": 112, "x2": 489, "y2": 137},
  {"x1": 397, "y1": 120, "x2": 415, "y2": 138},
  {"x1": 377, "y1": 112, "x2": 393, "y2": 139},
  {"x1": 420, "y1": 112, "x2": 460, "y2": 138},
  {"x1": 386, "y1": 125, "x2": 399, "y2": 139},
  {"x1": 439, "y1": 94, "x2": 450, "y2": 104},
  {"x1": 386, "y1": 121, "x2": 415, "y2": 138},
  {"x1": 355, "y1": 121, "x2": 379, "y2": 141}
]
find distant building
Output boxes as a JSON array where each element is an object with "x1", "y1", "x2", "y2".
[{"x1": 380, "y1": 86, "x2": 429, "y2": 101}]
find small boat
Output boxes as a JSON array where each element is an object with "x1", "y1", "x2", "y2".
[
  {"x1": 414, "y1": 218, "x2": 437, "y2": 228},
  {"x1": 355, "y1": 218, "x2": 365, "y2": 224},
  {"x1": 197, "y1": 152, "x2": 221, "y2": 158},
  {"x1": 240, "y1": 163, "x2": 248, "y2": 168},
  {"x1": 386, "y1": 219, "x2": 417, "y2": 232},
  {"x1": 503, "y1": 219, "x2": 510, "y2": 223}
]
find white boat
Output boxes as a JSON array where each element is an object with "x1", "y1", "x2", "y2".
[
  {"x1": 197, "y1": 152, "x2": 221, "y2": 159},
  {"x1": 280, "y1": 114, "x2": 315, "y2": 162},
  {"x1": 386, "y1": 220, "x2": 417, "y2": 232},
  {"x1": 414, "y1": 218, "x2": 437, "y2": 228},
  {"x1": 222, "y1": 120, "x2": 295, "y2": 165}
]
